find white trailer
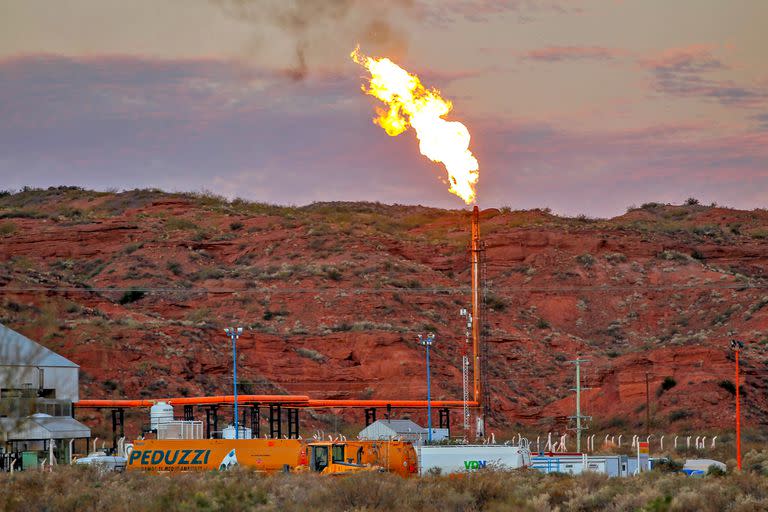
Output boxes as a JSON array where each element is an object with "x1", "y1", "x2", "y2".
[{"x1": 417, "y1": 444, "x2": 531, "y2": 476}]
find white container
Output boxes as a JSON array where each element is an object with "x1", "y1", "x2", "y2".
[
  {"x1": 417, "y1": 445, "x2": 531, "y2": 476},
  {"x1": 150, "y1": 401, "x2": 174, "y2": 431},
  {"x1": 222, "y1": 425, "x2": 252, "y2": 439}
]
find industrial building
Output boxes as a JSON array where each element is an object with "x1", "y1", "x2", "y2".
[
  {"x1": 358, "y1": 419, "x2": 448, "y2": 444},
  {"x1": 0, "y1": 322, "x2": 90, "y2": 470}
]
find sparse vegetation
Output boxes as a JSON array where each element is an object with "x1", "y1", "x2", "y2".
[
  {"x1": 575, "y1": 253, "x2": 595, "y2": 268},
  {"x1": 295, "y1": 347, "x2": 327, "y2": 363},
  {"x1": 0, "y1": 221, "x2": 16, "y2": 236},
  {"x1": 3, "y1": 463, "x2": 768, "y2": 512}
]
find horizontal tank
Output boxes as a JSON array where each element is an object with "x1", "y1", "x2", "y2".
[{"x1": 417, "y1": 445, "x2": 531, "y2": 476}]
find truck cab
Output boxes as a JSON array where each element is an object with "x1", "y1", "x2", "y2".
[{"x1": 307, "y1": 442, "x2": 372, "y2": 475}]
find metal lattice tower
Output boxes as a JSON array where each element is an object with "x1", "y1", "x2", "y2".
[
  {"x1": 460, "y1": 308, "x2": 472, "y2": 433},
  {"x1": 462, "y1": 355, "x2": 470, "y2": 432}
]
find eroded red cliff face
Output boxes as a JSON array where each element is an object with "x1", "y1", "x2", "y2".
[{"x1": 2, "y1": 188, "x2": 767, "y2": 435}]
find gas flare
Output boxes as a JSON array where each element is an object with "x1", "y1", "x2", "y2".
[{"x1": 351, "y1": 47, "x2": 479, "y2": 204}]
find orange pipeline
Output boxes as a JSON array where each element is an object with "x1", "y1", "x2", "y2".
[
  {"x1": 75, "y1": 395, "x2": 309, "y2": 408},
  {"x1": 74, "y1": 396, "x2": 477, "y2": 409}
]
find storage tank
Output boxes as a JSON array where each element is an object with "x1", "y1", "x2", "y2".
[
  {"x1": 222, "y1": 425, "x2": 252, "y2": 439},
  {"x1": 417, "y1": 445, "x2": 531, "y2": 476},
  {"x1": 150, "y1": 402, "x2": 174, "y2": 431}
]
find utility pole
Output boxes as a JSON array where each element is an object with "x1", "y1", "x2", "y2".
[
  {"x1": 645, "y1": 373, "x2": 651, "y2": 437},
  {"x1": 568, "y1": 357, "x2": 591, "y2": 452},
  {"x1": 731, "y1": 339, "x2": 744, "y2": 470},
  {"x1": 224, "y1": 327, "x2": 243, "y2": 439},
  {"x1": 418, "y1": 333, "x2": 436, "y2": 443}
]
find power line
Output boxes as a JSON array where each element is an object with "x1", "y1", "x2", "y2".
[{"x1": 0, "y1": 282, "x2": 766, "y2": 295}]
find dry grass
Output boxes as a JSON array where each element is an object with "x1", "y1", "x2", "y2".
[{"x1": 2, "y1": 461, "x2": 768, "y2": 512}]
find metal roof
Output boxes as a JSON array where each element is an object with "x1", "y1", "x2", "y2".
[
  {"x1": 363, "y1": 419, "x2": 427, "y2": 434},
  {"x1": 0, "y1": 323, "x2": 78, "y2": 368},
  {"x1": 1, "y1": 414, "x2": 90, "y2": 440}
]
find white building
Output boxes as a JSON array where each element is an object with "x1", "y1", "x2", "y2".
[
  {"x1": 358, "y1": 419, "x2": 448, "y2": 444},
  {"x1": 0, "y1": 323, "x2": 90, "y2": 468},
  {"x1": 0, "y1": 322, "x2": 80, "y2": 401}
]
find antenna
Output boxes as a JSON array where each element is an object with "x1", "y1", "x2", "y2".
[{"x1": 567, "y1": 357, "x2": 591, "y2": 452}]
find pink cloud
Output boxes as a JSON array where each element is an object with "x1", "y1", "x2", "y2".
[
  {"x1": 524, "y1": 46, "x2": 624, "y2": 62},
  {"x1": 638, "y1": 44, "x2": 724, "y2": 72}
]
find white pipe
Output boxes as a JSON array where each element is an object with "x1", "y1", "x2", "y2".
[
  {"x1": 92, "y1": 437, "x2": 99, "y2": 453},
  {"x1": 546, "y1": 432, "x2": 553, "y2": 451},
  {"x1": 660, "y1": 435, "x2": 664, "y2": 451},
  {"x1": 10, "y1": 459, "x2": 16, "y2": 473},
  {"x1": 695, "y1": 436, "x2": 700, "y2": 449},
  {"x1": 610, "y1": 435, "x2": 615, "y2": 445},
  {"x1": 674, "y1": 436, "x2": 678, "y2": 449},
  {"x1": 631, "y1": 435, "x2": 636, "y2": 448},
  {"x1": 686, "y1": 436, "x2": 691, "y2": 448},
  {"x1": 617, "y1": 434, "x2": 623, "y2": 447},
  {"x1": 536, "y1": 436, "x2": 540, "y2": 452},
  {"x1": 711, "y1": 436, "x2": 717, "y2": 448},
  {"x1": 701, "y1": 436, "x2": 707, "y2": 449},
  {"x1": 604, "y1": 434, "x2": 610, "y2": 447},
  {"x1": 69, "y1": 439, "x2": 75, "y2": 464}
]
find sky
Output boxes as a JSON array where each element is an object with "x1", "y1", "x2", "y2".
[{"x1": 0, "y1": 0, "x2": 766, "y2": 217}]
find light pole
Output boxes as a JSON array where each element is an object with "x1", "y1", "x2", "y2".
[
  {"x1": 225, "y1": 327, "x2": 243, "y2": 439},
  {"x1": 731, "y1": 339, "x2": 744, "y2": 470},
  {"x1": 418, "y1": 333, "x2": 435, "y2": 443}
]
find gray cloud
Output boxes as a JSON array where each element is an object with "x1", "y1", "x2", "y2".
[
  {"x1": 640, "y1": 46, "x2": 767, "y2": 108},
  {"x1": 213, "y1": 0, "x2": 414, "y2": 80}
]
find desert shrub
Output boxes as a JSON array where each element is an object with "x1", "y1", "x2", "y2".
[
  {"x1": 661, "y1": 376, "x2": 677, "y2": 392},
  {"x1": 325, "y1": 267, "x2": 343, "y2": 281},
  {"x1": 118, "y1": 289, "x2": 145, "y2": 305},
  {"x1": 536, "y1": 318, "x2": 550, "y2": 329},
  {"x1": 669, "y1": 409, "x2": 692, "y2": 422},
  {"x1": 575, "y1": 253, "x2": 596, "y2": 268},
  {"x1": 295, "y1": 347, "x2": 327, "y2": 363},
  {"x1": 166, "y1": 261, "x2": 183, "y2": 276},
  {"x1": 718, "y1": 380, "x2": 736, "y2": 395},
  {"x1": 229, "y1": 221, "x2": 244, "y2": 231},
  {"x1": 165, "y1": 217, "x2": 198, "y2": 230},
  {"x1": 485, "y1": 293, "x2": 507, "y2": 312},
  {"x1": 685, "y1": 197, "x2": 700, "y2": 205},
  {"x1": 0, "y1": 221, "x2": 16, "y2": 236},
  {"x1": 605, "y1": 252, "x2": 627, "y2": 264},
  {"x1": 658, "y1": 250, "x2": 690, "y2": 262}
]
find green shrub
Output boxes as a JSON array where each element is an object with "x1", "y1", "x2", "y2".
[
  {"x1": 166, "y1": 261, "x2": 183, "y2": 276},
  {"x1": 118, "y1": 289, "x2": 145, "y2": 305},
  {"x1": 0, "y1": 222, "x2": 16, "y2": 236},
  {"x1": 165, "y1": 217, "x2": 198, "y2": 230},
  {"x1": 229, "y1": 221, "x2": 244, "y2": 231},
  {"x1": 668, "y1": 409, "x2": 691, "y2": 422},
  {"x1": 660, "y1": 376, "x2": 677, "y2": 392}
]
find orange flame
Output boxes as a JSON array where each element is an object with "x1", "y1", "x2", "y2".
[{"x1": 351, "y1": 47, "x2": 479, "y2": 204}]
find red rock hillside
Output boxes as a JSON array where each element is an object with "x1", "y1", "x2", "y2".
[{"x1": 1, "y1": 187, "x2": 767, "y2": 437}]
